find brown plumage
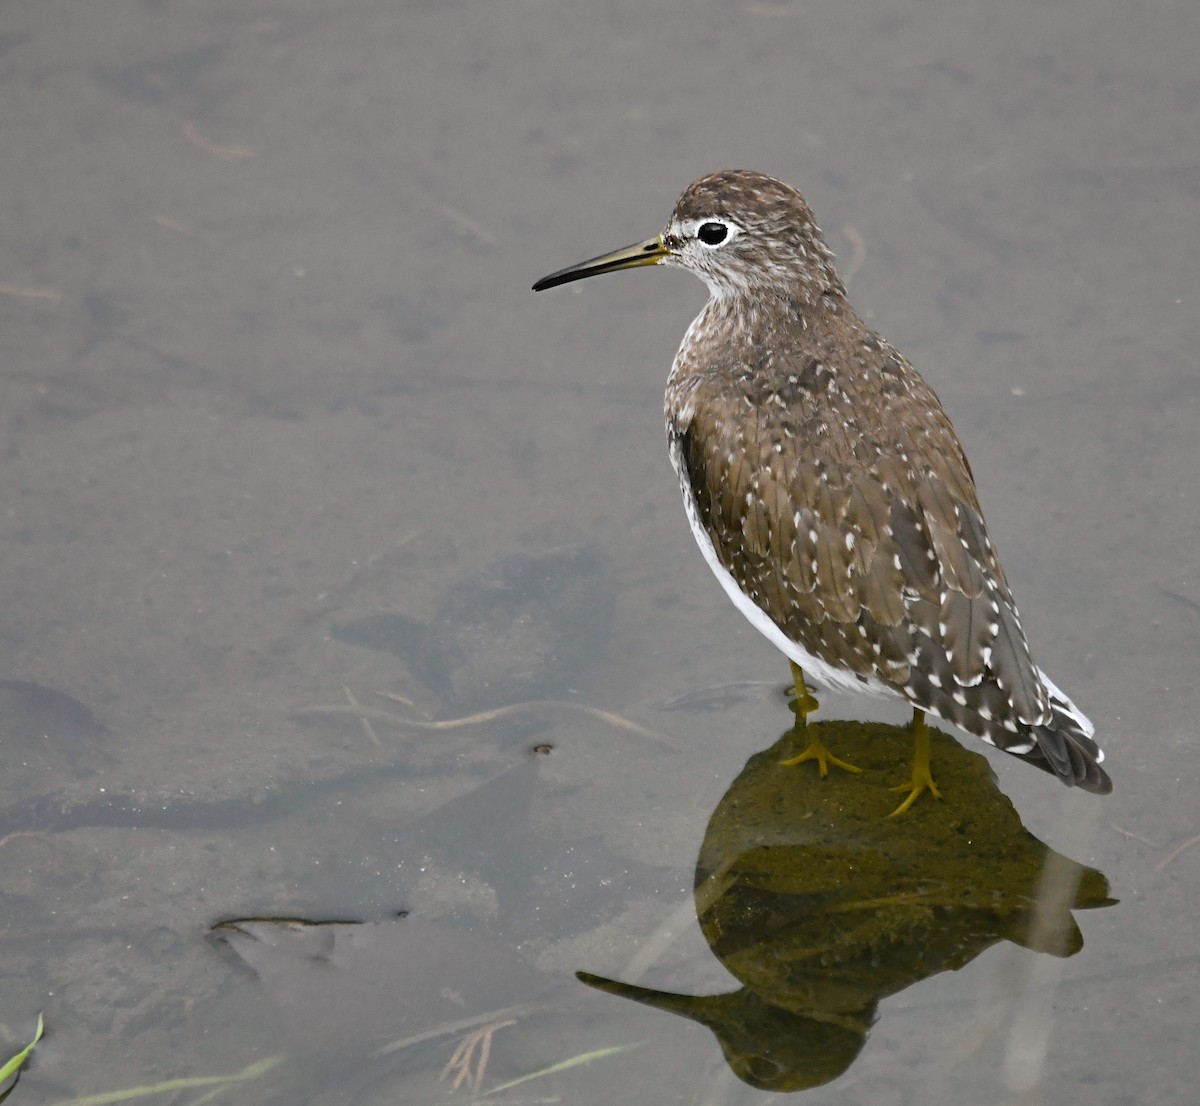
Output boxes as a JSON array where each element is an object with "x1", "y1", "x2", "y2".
[{"x1": 534, "y1": 170, "x2": 1110, "y2": 797}]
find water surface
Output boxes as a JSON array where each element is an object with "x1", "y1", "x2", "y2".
[{"x1": 1, "y1": 1, "x2": 1196, "y2": 1102}]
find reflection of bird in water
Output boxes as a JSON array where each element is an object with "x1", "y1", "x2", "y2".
[
  {"x1": 534, "y1": 171, "x2": 1111, "y2": 811},
  {"x1": 578, "y1": 977, "x2": 865, "y2": 1093},
  {"x1": 578, "y1": 721, "x2": 1115, "y2": 1092}
]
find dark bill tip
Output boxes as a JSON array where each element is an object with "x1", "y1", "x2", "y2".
[{"x1": 532, "y1": 236, "x2": 668, "y2": 291}]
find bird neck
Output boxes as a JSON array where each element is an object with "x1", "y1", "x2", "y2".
[{"x1": 695, "y1": 284, "x2": 846, "y2": 345}]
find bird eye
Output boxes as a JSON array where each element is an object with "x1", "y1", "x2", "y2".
[{"x1": 697, "y1": 221, "x2": 729, "y2": 246}]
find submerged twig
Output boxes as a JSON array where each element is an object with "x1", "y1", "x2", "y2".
[
  {"x1": 182, "y1": 122, "x2": 254, "y2": 161},
  {"x1": 617, "y1": 894, "x2": 702, "y2": 982},
  {"x1": 406, "y1": 183, "x2": 496, "y2": 246},
  {"x1": 295, "y1": 696, "x2": 677, "y2": 748},
  {"x1": 1107, "y1": 822, "x2": 1161, "y2": 848},
  {"x1": 373, "y1": 1004, "x2": 536, "y2": 1058},
  {"x1": 341, "y1": 685, "x2": 381, "y2": 747},
  {"x1": 658, "y1": 679, "x2": 777, "y2": 711},
  {"x1": 439, "y1": 1019, "x2": 518, "y2": 1094},
  {"x1": 1154, "y1": 831, "x2": 1200, "y2": 872},
  {"x1": 0, "y1": 284, "x2": 61, "y2": 301}
]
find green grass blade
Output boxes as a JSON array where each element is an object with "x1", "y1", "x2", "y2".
[
  {"x1": 482, "y1": 1041, "x2": 643, "y2": 1096},
  {"x1": 0, "y1": 1012, "x2": 45, "y2": 1087},
  {"x1": 42, "y1": 1054, "x2": 284, "y2": 1106}
]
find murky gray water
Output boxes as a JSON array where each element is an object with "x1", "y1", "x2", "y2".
[{"x1": 2, "y1": 1, "x2": 1196, "y2": 1102}]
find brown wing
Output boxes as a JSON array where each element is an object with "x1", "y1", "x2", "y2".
[{"x1": 672, "y1": 337, "x2": 1052, "y2": 740}]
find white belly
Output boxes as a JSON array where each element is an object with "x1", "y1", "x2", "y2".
[{"x1": 672, "y1": 453, "x2": 902, "y2": 704}]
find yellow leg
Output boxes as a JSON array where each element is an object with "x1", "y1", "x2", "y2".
[
  {"x1": 786, "y1": 661, "x2": 820, "y2": 722},
  {"x1": 781, "y1": 662, "x2": 862, "y2": 776},
  {"x1": 888, "y1": 709, "x2": 943, "y2": 816}
]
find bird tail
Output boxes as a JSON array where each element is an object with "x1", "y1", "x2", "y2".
[{"x1": 1019, "y1": 670, "x2": 1112, "y2": 794}]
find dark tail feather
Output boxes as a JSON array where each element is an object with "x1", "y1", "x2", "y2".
[{"x1": 1019, "y1": 675, "x2": 1112, "y2": 794}]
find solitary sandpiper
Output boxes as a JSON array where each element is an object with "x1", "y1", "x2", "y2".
[{"x1": 533, "y1": 170, "x2": 1111, "y2": 811}]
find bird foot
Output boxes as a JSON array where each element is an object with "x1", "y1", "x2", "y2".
[
  {"x1": 887, "y1": 768, "x2": 943, "y2": 817},
  {"x1": 886, "y1": 708, "x2": 942, "y2": 816},
  {"x1": 781, "y1": 729, "x2": 863, "y2": 777}
]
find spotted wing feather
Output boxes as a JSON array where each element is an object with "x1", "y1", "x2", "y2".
[{"x1": 669, "y1": 312, "x2": 1107, "y2": 792}]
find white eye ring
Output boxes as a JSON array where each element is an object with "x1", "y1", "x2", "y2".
[{"x1": 696, "y1": 220, "x2": 732, "y2": 248}]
